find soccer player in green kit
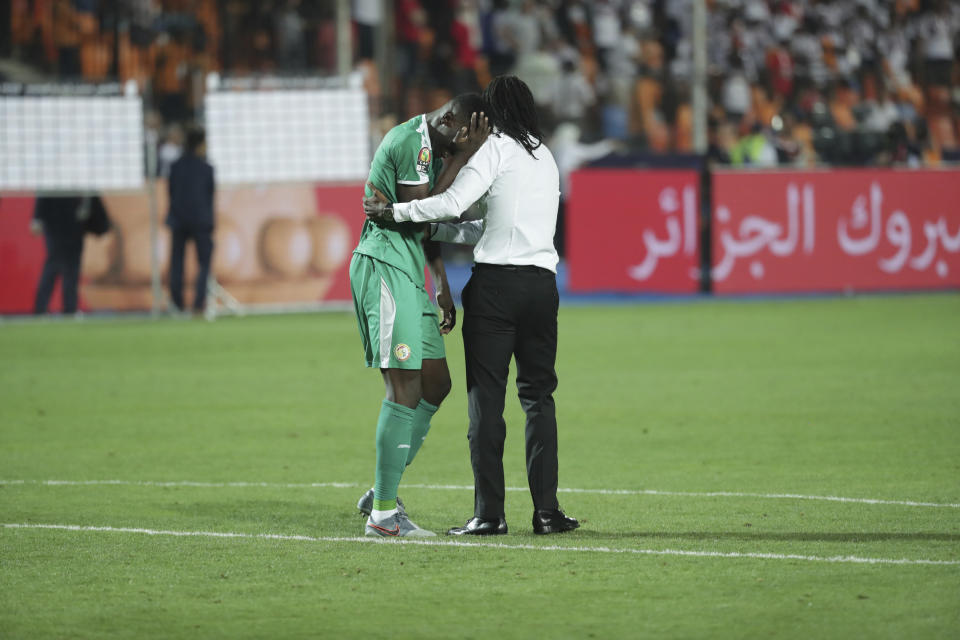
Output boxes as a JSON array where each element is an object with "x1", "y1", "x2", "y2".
[{"x1": 351, "y1": 94, "x2": 488, "y2": 537}]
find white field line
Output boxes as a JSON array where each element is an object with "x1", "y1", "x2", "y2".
[
  {"x1": 2, "y1": 523, "x2": 957, "y2": 566},
  {"x1": 2, "y1": 479, "x2": 959, "y2": 509}
]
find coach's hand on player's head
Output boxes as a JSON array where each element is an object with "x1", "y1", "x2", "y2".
[
  {"x1": 452, "y1": 112, "x2": 490, "y2": 157},
  {"x1": 363, "y1": 183, "x2": 395, "y2": 222}
]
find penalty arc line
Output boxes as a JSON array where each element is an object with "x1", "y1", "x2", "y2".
[
  {"x1": 2, "y1": 479, "x2": 960, "y2": 509},
  {"x1": 3, "y1": 523, "x2": 958, "y2": 566}
]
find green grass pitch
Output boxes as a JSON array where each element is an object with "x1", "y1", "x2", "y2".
[{"x1": 1, "y1": 294, "x2": 958, "y2": 639}]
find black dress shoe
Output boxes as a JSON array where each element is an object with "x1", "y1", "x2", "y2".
[
  {"x1": 532, "y1": 509, "x2": 579, "y2": 534},
  {"x1": 446, "y1": 516, "x2": 508, "y2": 536}
]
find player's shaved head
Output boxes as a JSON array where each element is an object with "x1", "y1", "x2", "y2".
[
  {"x1": 426, "y1": 92, "x2": 486, "y2": 155},
  {"x1": 449, "y1": 93, "x2": 486, "y2": 125}
]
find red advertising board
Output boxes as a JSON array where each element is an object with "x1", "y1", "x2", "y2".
[
  {"x1": 711, "y1": 170, "x2": 960, "y2": 294},
  {"x1": 0, "y1": 183, "x2": 364, "y2": 314},
  {"x1": 0, "y1": 196, "x2": 46, "y2": 313},
  {"x1": 566, "y1": 170, "x2": 701, "y2": 293}
]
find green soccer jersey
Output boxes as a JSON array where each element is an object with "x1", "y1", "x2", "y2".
[{"x1": 354, "y1": 114, "x2": 440, "y2": 287}]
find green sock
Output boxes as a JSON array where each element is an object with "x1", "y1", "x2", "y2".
[
  {"x1": 406, "y1": 399, "x2": 438, "y2": 467},
  {"x1": 373, "y1": 399, "x2": 415, "y2": 510}
]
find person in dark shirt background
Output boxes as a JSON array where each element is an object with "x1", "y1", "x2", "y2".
[
  {"x1": 166, "y1": 125, "x2": 215, "y2": 313},
  {"x1": 31, "y1": 195, "x2": 106, "y2": 315}
]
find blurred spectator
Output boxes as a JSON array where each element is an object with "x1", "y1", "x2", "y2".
[
  {"x1": 166, "y1": 126, "x2": 215, "y2": 314},
  {"x1": 929, "y1": 112, "x2": 959, "y2": 158},
  {"x1": 157, "y1": 123, "x2": 185, "y2": 178},
  {"x1": 552, "y1": 58, "x2": 595, "y2": 127},
  {"x1": 485, "y1": 0, "x2": 521, "y2": 75},
  {"x1": 885, "y1": 120, "x2": 924, "y2": 167},
  {"x1": 421, "y1": 0, "x2": 479, "y2": 97},
  {"x1": 353, "y1": 0, "x2": 381, "y2": 61},
  {"x1": 604, "y1": 17, "x2": 640, "y2": 104},
  {"x1": 707, "y1": 118, "x2": 735, "y2": 165},
  {"x1": 591, "y1": 0, "x2": 620, "y2": 72},
  {"x1": 765, "y1": 36, "x2": 794, "y2": 101},
  {"x1": 722, "y1": 54, "x2": 751, "y2": 125},
  {"x1": 549, "y1": 121, "x2": 620, "y2": 256},
  {"x1": 730, "y1": 122, "x2": 778, "y2": 167},
  {"x1": 771, "y1": 112, "x2": 805, "y2": 166},
  {"x1": 450, "y1": 1, "x2": 482, "y2": 93},
  {"x1": 248, "y1": 5, "x2": 275, "y2": 73},
  {"x1": 550, "y1": 122, "x2": 620, "y2": 199},
  {"x1": 917, "y1": 0, "x2": 957, "y2": 88},
  {"x1": 395, "y1": 0, "x2": 426, "y2": 76},
  {"x1": 828, "y1": 79, "x2": 859, "y2": 132},
  {"x1": 53, "y1": 0, "x2": 83, "y2": 77},
  {"x1": 31, "y1": 195, "x2": 107, "y2": 315},
  {"x1": 791, "y1": 15, "x2": 829, "y2": 89},
  {"x1": 510, "y1": 0, "x2": 545, "y2": 58},
  {"x1": 0, "y1": 1, "x2": 10, "y2": 57},
  {"x1": 152, "y1": 28, "x2": 192, "y2": 122},
  {"x1": 514, "y1": 41, "x2": 562, "y2": 117},
  {"x1": 275, "y1": 0, "x2": 307, "y2": 71},
  {"x1": 632, "y1": 38, "x2": 667, "y2": 145},
  {"x1": 863, "y1": 82, "x2": 901, "y2": 133}
]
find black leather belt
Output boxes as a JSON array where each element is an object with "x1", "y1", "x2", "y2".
[{"x1": 473, "y1": 263, "x2": 551, "y2": 274}]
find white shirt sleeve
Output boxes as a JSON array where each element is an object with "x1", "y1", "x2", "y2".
[
  {"x1": 392, "y1": 140, "x2": 499, "y2": 223},
  {"x1": 430, "y1": 220, "x2": 485, "y2": 245}
]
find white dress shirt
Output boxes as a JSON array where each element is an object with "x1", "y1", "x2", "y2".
[{"x1": 391, "y1": 132, "x2": 561, "y2": 273}]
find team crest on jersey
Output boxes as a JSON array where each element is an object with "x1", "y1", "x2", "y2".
[
  {"x1": 394, "y1": 343, "x2": 412, "y2": 361},
  {"x1": 416, "y1": 147, "x2": 432, "y2": 173}
]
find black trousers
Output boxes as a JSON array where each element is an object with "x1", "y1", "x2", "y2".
[
  {"x1": 461, "y1": 263, "x2": 561, "y2": 519},
  {"x1": 34, "y1": 236, "x2": 83, "y2": 314},
  {"x1": 169, "y1": 227, "x2": 213, "y2": 311}
]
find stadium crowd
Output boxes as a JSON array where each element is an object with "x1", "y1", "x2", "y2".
[{"x1": 4, "y1": 0, "x2": 959, "y2": 166}]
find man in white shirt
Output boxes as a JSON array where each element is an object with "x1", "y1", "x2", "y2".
[{"x1": 364, "y1": 75, "x2": 579, "y2": 537}]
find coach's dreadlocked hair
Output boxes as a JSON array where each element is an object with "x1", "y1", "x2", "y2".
[{"x1": 482, "y1": 75, "x2": 544, "y2": 157}]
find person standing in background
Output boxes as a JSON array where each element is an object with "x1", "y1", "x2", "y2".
[
  {"x1": 31, "y1": 195, "x2": 95, "y2": 315},
  {"x1": 167, "y1": 125, "x2": 215, "y2": 314}
]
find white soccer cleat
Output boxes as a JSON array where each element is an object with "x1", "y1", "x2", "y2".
[{"x1": 364, "y1": 511, "x2": 436, "y2": 538}]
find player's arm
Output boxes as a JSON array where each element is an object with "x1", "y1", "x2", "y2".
[
  {"x1": 388, "y1": 146, "x2": 494, "y2": 223},
  {"x1": 429, "y1": 220, "x2": 484, "y2": 245},
  {"x1": 364, "y1": 114, "x2": 492, "y2": 224},
  {"x1": 396, "y1": 182, "x2": 428, "y2": 205},
  {"x1": 393, "y1": 183, "x2": 456, "y2": 334},
  {"x1": 422, "y1": 234, "x2": 455, "y2": 334}
]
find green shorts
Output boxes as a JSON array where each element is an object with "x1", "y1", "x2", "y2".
[{"x1": 349, "y1": 253, "x2": 445, "y2": 370}]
